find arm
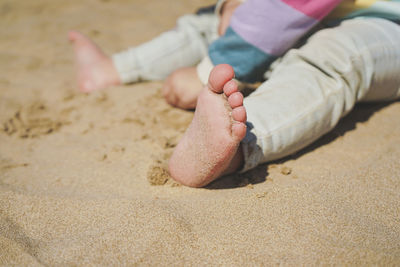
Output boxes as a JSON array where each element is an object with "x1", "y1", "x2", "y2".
[{"x1": 209, "y1": 0, "x2": 343, "y2": 82}]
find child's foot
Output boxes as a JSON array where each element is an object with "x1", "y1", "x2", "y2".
[
  {"x1": 68, "y1": 31, "x2": 121, "y2": 92},
  {"x1": 162, "y1": 67, "x2": 204, "y2": 110},
  {"x1": 168, "y1": 64, "x2": 247, "y2": 187}
]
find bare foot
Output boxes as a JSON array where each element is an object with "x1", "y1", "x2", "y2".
[
  {"x1": 68, "y1": 31, "x2": 121, "y2": 92},
  {"x1": 162, "y1": 67, "x2": 203, "y2": 109},
  {"x1": 168, "y1": 64, "x2": 247, "y2": 187}
]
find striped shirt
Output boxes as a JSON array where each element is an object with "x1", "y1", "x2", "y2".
[{"x1": 209, "y1": 0, "x2": 400, "y2": 82}]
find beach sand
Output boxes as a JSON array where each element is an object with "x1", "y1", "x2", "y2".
[{"x1": 1, "y1": 0, "x2": 400, "y2": 265}]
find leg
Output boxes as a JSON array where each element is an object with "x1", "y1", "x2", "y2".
[
  {"x1": 113, "y1": 13, "x2": 219, "y2": 83},
  {"x1": 241, "y1": 18, "x2": 400, "y2": 171},
  {"x1": 69, "y1": 13, "x2": 219, "y2": 92},
  {"x1": 161, "y1": 0, "x2": 244, "y2": 110},
  {"x1": 169, "y1": 64, "x2": 247, "y2": 187}
]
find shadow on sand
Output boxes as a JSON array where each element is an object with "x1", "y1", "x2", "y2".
[{"x1": 207, "y1": 101, "x2": 397, "y2": 190}]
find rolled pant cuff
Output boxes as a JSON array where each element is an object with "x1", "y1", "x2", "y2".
[
  {"x1": 196, "y1": 56, "x2": 214, "y2": 85},
  {"x1": 112, "y1": 52, "x2": 139, "y2": 84},
  {"x1": 239, "y1": 124, "x2": 264, "y2": 173}
]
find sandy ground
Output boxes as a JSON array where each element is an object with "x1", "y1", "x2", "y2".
[{"x1": 1, "y1": 0, "x2": 400, "y2": 265}]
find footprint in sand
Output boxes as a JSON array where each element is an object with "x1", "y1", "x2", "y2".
[{"x1": 1, "y1": 101, "x2": 66, "y2": 138}]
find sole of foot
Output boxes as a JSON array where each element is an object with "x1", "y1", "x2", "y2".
[{"x1": 168, "y1": 64, "x2": 247, "y2": 187}]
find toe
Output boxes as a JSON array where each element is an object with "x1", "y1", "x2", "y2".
[
  {"x1": 68, "y1": 30, "x2": 78, "y2": 41},
  {"x1": 232, "y1": 122, "x2": 247, "y2": 140},
  {"x1": 208, "y1": 64, "x2": 235, "y2": 94},
  {"x1": 161, "y1": 81, "x2": 176, "y2": 106},
  {"x1": 223, "y1": 80, "x2": 238, "y2": 97},
  {"x1": 68, "y1": 30, "x2": 86, "y2": 43},
  {"x1": 228, "y1": 92, "x2": 243, "y2": 108},
  {"x1": 232, "y1": 106, "x2": 247, "y2": 122}
]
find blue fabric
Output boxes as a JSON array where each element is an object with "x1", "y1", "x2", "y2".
[{"x1": 208, "y1": 27, "x2": 276, "y2": 83}]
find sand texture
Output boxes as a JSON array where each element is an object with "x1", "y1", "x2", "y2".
[{"x1": 1, "y1": 0, "x2": 400, "y2": 265}]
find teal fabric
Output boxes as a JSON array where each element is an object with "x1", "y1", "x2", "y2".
[{"x1": 208, "y1": 27, "x2": 276, "y2": 83}]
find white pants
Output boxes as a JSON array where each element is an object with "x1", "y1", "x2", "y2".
[
  {"x1": 113, "y1": 16, "x2": 400, "y2": 172},
  {"x1": 112, "y1": 13, "x2": 219, "y2": 83},
  {"x1": 242, "y1": 18, "x2": 400, "y2": 171}
]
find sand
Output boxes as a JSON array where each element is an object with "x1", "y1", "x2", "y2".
[{"x1": 1, "y1": 0, "x2": 400, "y2": 265}]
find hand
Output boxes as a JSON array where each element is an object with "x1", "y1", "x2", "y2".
[{"x1": 218, "y1": 0, "x2": 242, "y2": 36}]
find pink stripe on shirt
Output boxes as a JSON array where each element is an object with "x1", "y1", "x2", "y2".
[{"x1": 282, "y1": 0, "x2": 343, "y2": 20}]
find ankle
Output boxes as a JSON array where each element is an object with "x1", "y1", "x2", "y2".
[{"x1": 104, "y1": 57, "x2": 121, "y2": 85}]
